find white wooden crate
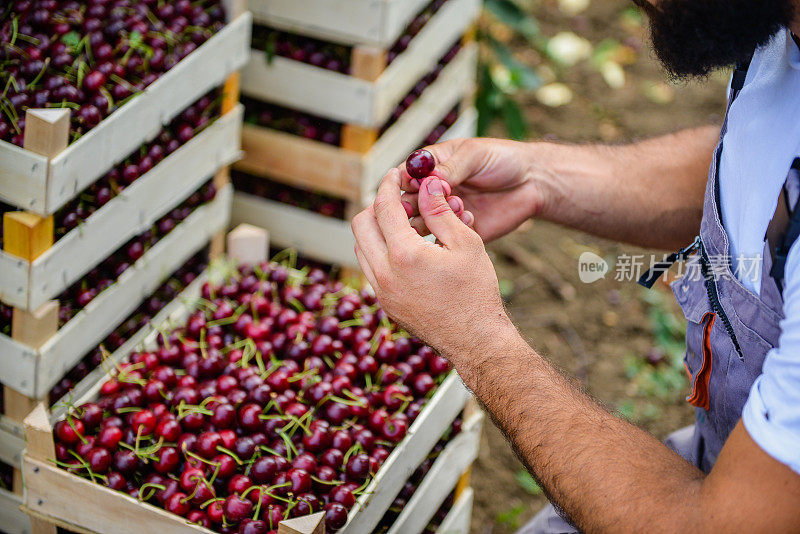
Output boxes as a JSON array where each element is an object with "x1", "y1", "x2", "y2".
[
  {"x1": 0, "y1": 13, "x2": 250, "y2": 215},
  {"x1": 387, "y1": 411, "x2": 483, "y2": 534},
  {"x1": 247, "y1": 0, "x2": 431, "y2": 47},
  {"x1": 236, "y1": 44, "x2": 477, "y2": 206},
  {"x1": 0, "y1": 487, "x2": 29, "y2": 534},
  {"x1": 0, "y1": 105, "x2": 242, "y2": 313},
  {"x1": 242, "y1": 0, "x2": 479, "y2": 127},
  {"x1": 23, "y1": 371, "x2": 468, "y2": 534},
  {"x1": 0, "y1": 185, "x2": 231, "y2": 400},
  {"x1": 436, "y1": 488, "x2": 474, "y2": 534},
  {"x1": 231, "y1": 192, "x2": 357, "y2": 268}
]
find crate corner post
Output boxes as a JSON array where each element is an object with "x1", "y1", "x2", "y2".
[
  {"x1": 22, "y1": 403, "x2": 57, "y2": 534},
  {"x1": 278, "y1": 511, "x2": 326, "y2": 534},
  {"x1": 227, "y1": 223, "x2": 269, "y2": 266}
]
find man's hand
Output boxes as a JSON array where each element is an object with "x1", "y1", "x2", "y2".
[
  {"x1": 351, "y1": 168, "x2": 509, "y2": 358},
  {"x1": 398, "y1": 137, "x2": 543, "y2": 242}
]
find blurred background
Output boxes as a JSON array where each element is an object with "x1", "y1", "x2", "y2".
[{"x1": 471, "y1": 0, "x2": 727, "y2": 531}]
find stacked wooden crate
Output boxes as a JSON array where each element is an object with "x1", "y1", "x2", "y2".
[
  {"x1": 0, "y1": 3, "x2": 251, "y2": 531},
  {"x1": 231, "y1": 0, "x2": 480, "y2": 268}
]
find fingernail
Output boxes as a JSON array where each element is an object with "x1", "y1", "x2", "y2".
[
  {"x1": 410, "y1": 178, "x2": 420, "y2": 190},
  {"x1": 426, "y1": 178, "x2": 445, "y2": 196},
  {"x1": 460, "y1": 211, "x2": 474, "y2": 226},
  {"x1": 447, "y1": 196, "x2": 463, "y2": 214}
]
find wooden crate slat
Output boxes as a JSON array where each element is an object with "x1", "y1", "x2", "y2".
[
  {"x1": 248, "y1": 0, "x2": 429, "y2": 48},
  {"x1": 386, "y1": 411, "x2": 483, "y2": 534},
  {"x1": 340, "y1": 372, "x2": 470, "y2": 534},
  {"x1": 0, "y1": 414, "x2": 26, "y2": 468},
  {"x1": 0, "y1": 142, "x2": 48, "y2": 213},
  {"x1": 33, "y1": 186, "x2": 231, "y2": 399},
  {"x1": 0, "y1": 251, "x2": 30, "y2": 309},
  {"x1": 242, "y1": 51, "x2": 376, "y2": 125},
  {"x1": 37, "y1": 13, "x2": 250, "y2": 216},
  {"x1": 23, "y1": 457, "x2": 217, "y2": 534},
  {"x1": 0, "y1": 486, "x2": 30, "y2": 534},
  {"x1": 231, "y1": 192, "x2": 357, "y2": 267},
  {"x1": 0, "y1": 333, "x2": 39, "y2": 404},
  {"x1": 18, "y1": 105, "x2": 242, "y2": 313},
  {"x1": 362, "y1": 43, "x2": 477, "y2": 203},
  {"x1": 49, "y1": 272, "x2": 207, "y2": 423},
  {"x1": 242, "y1": 0, "x2": 478, "y2": 128},
  {"x1": 436, "y1": 487, "x2": 473, "y2": 534},
  {"x1": 237, "y1": 125, "x2": 363, "y2": 199}
]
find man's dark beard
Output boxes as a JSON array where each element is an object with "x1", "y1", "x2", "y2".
[{"x1": 633, "y1": 0, "x2": 795, "y2": 78}]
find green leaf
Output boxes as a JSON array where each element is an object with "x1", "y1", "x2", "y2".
[
  {"x1": 129, "y1": 30, "x2": 143, "y2": 47},
  {"x1": 61, "y1": 31, "x2": 81, "y2": 49},
  {"x1": 487, "y1": 37, "x2": 542, "y2": 91},
  {"x1": 485, "y1": 0, "x2": 543, "y2": 44},
  {"x1": 264, "y1": 31, "x2": 278, "y2": 64},
  {"x1": 500, "y1": 97, "x2": 527, "y2": 140},
  {"x1": 495, "y1": 504, "x2": 526, "y2": 529},
  {"x1": 515, "y1": 470, "x2": 543, "y2": 495}
]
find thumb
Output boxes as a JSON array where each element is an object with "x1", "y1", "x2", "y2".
[
  {"x1": 419, "y1": 178, "x2": 469, "y2": 247},
  {"x1": 430, "y1": 139, "x2": 482, "y2": 187}
]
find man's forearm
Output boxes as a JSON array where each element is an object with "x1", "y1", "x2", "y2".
[
  {"x1": 448, "y1": 318, "x2": 706, "y2": 532},
  {"x1": 528, "y1": 126, "x2": 718, "y2": 250}
]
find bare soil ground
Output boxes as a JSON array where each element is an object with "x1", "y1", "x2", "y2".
[{"x1": 468, "y1": 0, "x2": 728, "y2": 531}]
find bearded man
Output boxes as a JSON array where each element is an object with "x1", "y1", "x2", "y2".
[{"x1": 351, "y1": 0, "x2": 800, "y2": 530}]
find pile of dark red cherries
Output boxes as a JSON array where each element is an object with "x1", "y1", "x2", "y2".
[
  {"x1": 53, "y1": 261, "x2": 453, "y2": 532},
  {"x1": 0, "y1": 0, "x2": 226, "y2": 146}
]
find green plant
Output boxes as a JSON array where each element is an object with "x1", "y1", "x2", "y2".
[{"x1": 477, "y1": 0, "x2": 549, "y2": 139}]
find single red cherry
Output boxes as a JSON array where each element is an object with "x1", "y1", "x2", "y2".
[{"x1": 405, "y1": 149, "x2": 436, "y2": 180}]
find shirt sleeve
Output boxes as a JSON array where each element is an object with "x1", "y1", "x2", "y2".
[{"x1": 742, "y1": 242, "x2": 800, "y2": 475}]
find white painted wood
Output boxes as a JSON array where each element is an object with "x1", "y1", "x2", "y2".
[
  {"x1": 436, "y1": 488, "x2": 473, "y2": 534},
  {"x1": 0, "y1": 413, "x2": 26, "y2": 468},
  {"x1": 0, "y1": 333, "x2": 38, "y2": 404},
  {"x1": 0, "y1": 487, "x2": 30, "y2": 534},
  {"x1": 0, "y1": 14, "x2": 250, "y2": 217},
  {"x1": 231, "y1": 192, "x2": 358, "y2": 267},
  {"x1": 0, "y1": 252, "x2": 30, "y2": 310},
  {"x1": 242, "y1": 0, "x2": 477, "y2": 128},
  {"x1": 361, "y1": 44, "x2": 477, "y2": 205},
  {"x1": 248, "y1": 0, "x2": 429, "y2": 47},
  {"x1": 21, "y1": 106, "x2": 242, "y2": 313},
  {"x1": 49, "y1": 272, "x2": 207, "y2": 423},
  {"x1": 340, "y1": 372, "x2": 469, "y2": 534},
  {"x1": 35, "y1": 185, "x2": 231, "y2": 398},
  {"x1": 242, "y1": 51, "x2": 374, "y2": 125},
  {"x1": 387, "y1": 412, "x2": 483, "y2": 534},
  {"x1": 0, "y1": 143, "x2": 48, "y2": 212}
]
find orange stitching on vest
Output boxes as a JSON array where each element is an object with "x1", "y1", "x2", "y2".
[{"x1": 687, "y1": 312, "x2": 715, "y2": 411}]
